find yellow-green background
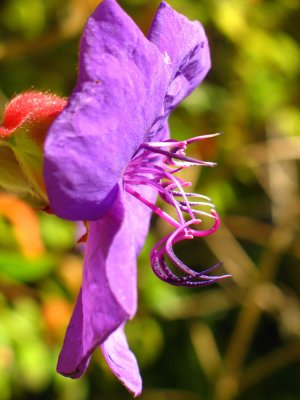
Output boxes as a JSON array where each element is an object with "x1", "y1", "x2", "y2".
[{"x1": 0, "y1": 0, "x2": 299, "y2": 399}]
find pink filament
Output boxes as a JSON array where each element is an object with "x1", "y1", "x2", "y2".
[{"x1": 124, "y1": 134, "x2": 229, "y2": 287}]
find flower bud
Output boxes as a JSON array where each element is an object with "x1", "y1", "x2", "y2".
[{"x1": 0, "y1": 91, "x2": 66, "y2": 208}]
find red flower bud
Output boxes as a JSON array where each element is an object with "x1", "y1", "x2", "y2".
[
  {"x1": 0, "y1": 91, "x2": 66, "y2": 140},
  {"x1": 0, "y1": 91, "x2": 66, "y2": 208}
]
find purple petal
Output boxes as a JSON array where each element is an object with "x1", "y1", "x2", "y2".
[
  {"x1": 101, "y1": 325, "x2": 142, "y2": 397},
  {"x1": 148, "y1": 1, "x2": 211, "y2": 114},
  {"x1": 57, "y1": 186, "x2": 138, "y2": 377},
  {"x1": 44, "y1": 0, "x2": 169, "y2": 221}
]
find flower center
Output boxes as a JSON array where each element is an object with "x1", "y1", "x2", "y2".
[{"x1": 123, "y1": 133, "x2": 230, "y2": 287}]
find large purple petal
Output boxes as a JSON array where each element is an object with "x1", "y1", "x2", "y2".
[
  {"x1": 148, "y1": 1, "x2": 211, "y2": 115},
  {"x1": 44, "y1": 0, "x2": 169, "y2": 221},
  {"x1": 101, "y1": 325, "x2": 142, "y2": 396},
  {"x1": 57, "y1": 186, "x2": 138, "y2": 377}
]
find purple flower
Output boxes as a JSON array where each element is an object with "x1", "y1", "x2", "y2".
[{"x1": 44, "y1": 0, "x2": 228, "y2": 395}]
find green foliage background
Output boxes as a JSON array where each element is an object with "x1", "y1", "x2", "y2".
[{"x1": 0, "y1": 0, "x2": 299, "y2": 399}]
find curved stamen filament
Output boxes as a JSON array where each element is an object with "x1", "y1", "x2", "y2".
[
  {"x1": 150, "y1": 221, "x2": 230, "y2": 287},
  {"x1": 125, "y1": 185, "x2": 180, "y2": 229},
  {"x1": 125, "y1": 173, "x2": 186, "y2": 225},
  {"x1": 160, "y1": 183, "x2": 216, "y2": 219},
  {"x1": 126, "y1": 163, "x2": 196, "y2": 223}
]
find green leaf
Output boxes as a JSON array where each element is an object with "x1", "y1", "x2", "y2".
[{"x1": 0, "y1": 251, "x2": 56, "y2": 282}]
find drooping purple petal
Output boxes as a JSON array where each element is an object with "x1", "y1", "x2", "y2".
[
  {"x1": 148, "y1": 1, "x2": 211, "y2": 115},
  {"x1": 57, "y1": 186, "x2": 138, "y2": 377},
  {"x1": 101, "y1": 325, "x2": 142, "y2": 397},
  {"x1": 44, "y1": 0, "x2": 169, "y2": 221}
]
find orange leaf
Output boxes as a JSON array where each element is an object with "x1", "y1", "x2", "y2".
[
  {"x1": 42, "y1": 297, "x2": 72, "y2": 337},
  {"x1": 0, "y1": 193, "x2": 44, "y2": 258}
]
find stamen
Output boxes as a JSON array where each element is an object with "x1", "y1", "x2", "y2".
[
  {"x1": 141, "y1": 143, "x2": 216, "y2": 167},
  {"x1": 124, "y1": 134, "x2": 229, "y2": 287},
  {"x1": 125, "y1": 185, "x2": 180, "y2": 228}
]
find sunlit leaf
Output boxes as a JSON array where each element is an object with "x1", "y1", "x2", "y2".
[
  {"x1": 0, "y1": 194, "x2": 44, "y2": 258},
  {"x1": 0, "y1": 251, "x2": 55, "y2": 282}
]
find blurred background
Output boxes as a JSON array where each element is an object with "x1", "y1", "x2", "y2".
[{"x1": 0, "y1": 0, "x2": 299, "y2": 399}]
